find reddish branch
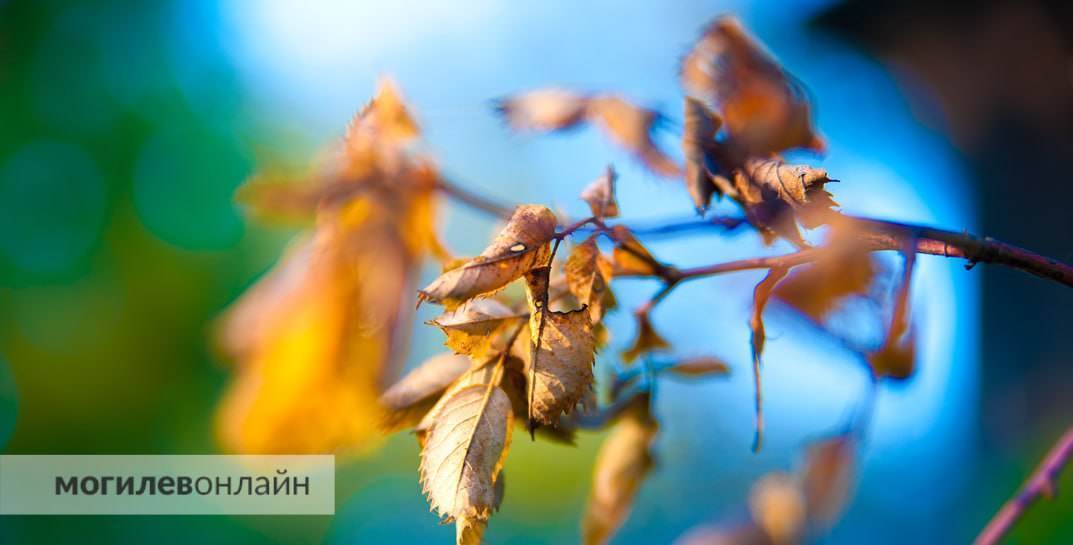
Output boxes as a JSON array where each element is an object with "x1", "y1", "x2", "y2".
[
  {"x1": 435, "y1": 178, "x2": 1073, "y2": 538},
  {"x1": 974, "y1": 426, "x2": 1073, "y2": 545}
]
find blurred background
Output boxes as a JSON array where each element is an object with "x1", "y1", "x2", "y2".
[{"x1": 0, "y1": 0, "x2": 1071, "y2": 543}]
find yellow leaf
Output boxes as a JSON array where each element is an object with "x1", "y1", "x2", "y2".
[
  {"x1": 565, "y1": 237, "x2": 617, "y2": 324},
  {"x1": 419, "y1": 384, "x2": 513, "y2": 537},
  {"x1": 419, "y1": 205, "x2": 558, "y2": 308},
  {"x1": 580, "y1": 165, "x2": 620, "y2": 219},
  {"x1": 774, "y1": 245, "x2": 876, "y2": 322},
  {"x1": 582, "y1": 396, "x2": 658, "y2": 545},
  {"x1": 380, "y1": 353, "x2": 472, "y2": 433},
  {"x1": 523, "y1": 267, "x2": 597, "y2": 425}
]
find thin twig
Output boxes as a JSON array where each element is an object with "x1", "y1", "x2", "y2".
[
  {"x1": 436, "y1": 177, "x2": 516, "y2": 219},
  {"x1": 975, "y1": 426, "x2": 1073, "y2": 545}
]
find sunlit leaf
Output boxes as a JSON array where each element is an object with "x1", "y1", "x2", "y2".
[
  {"x1": 419, "y1": 205, "x2": 558, "y2": 308},
  {"x1": 380, "y1": 353, "x2": 472, "y2": 433},
  {"x1": 420, "y1": 384, "x2": 513, "y2": 544},
  {"x1": 582, "y1": 395, "x2": 658, "y2": 545},
  {"x1": 523, "y1": 267, "x2": 597, "y2": 425},
  {"x1": 580, "y1": 165, "x2": 620, "y2": 219},
  {"x1": 565, "y1": 236, "x2": 617, "y2": 324},
  {"x1": 622, "y1": 312, "x2": 671, "y2": 364},
  {"x1": 748, "y1": 473, "x2": 806, "y2": 545}
]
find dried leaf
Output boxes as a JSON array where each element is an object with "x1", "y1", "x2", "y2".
[
  {"x1": 749, "y1": 267, "x2": 789, "y2": 451},
  {"x1": 523, "y1": 267, "x2": 597, "y2": 425},
  {"x1": 610, "y1": 225, "x2": 661, "y2": 277},
  {"x1": 622, "y1": 312, "x2": 671, "y2": 364},
  {"x1": 431, "y1": 299, "x2": 527, "y2": 359},
  {"x1": 870, "y1": 246, "x2": 917, "y2": 379},
  {"x1": 680, "y1": 16, "x2": 823, "y2": 157},
  {"x1": 582, "y1": 396, "x2": 658, "y2": 545},
  {"x1": 416, "y1": 359, "x2": 502, "y2": 443},
  {"x1": 682, "y1": 97, "x2": 725, "y2": 212},
  {"x1": 774, "y1": 247, "x2": 876, "y2": 322},
  {"x1": 580, "y1": 165, "x2": 620, "y2": 219},
  {"x1": 802, "y1": 435, "x2": 855, "y2": 528},
  {"x1": 586, "y1": 95, "x2": 682, "y2": 177},
  {"x1": 419, "y1": 205, "x2": 558, "y2": 308},
  {"x1": 868, "y1": 329, "x2": 916, "y2": 379},
  {"x1": 420, "y1": 384, "x2": 513, "y2": 540},
  {"x1": 565, "y1": 237, "x2": 616, "y2": 323},
  {"x1": 380, "y1": 353, "x2": 472, "y2": 433},
  {"x1": 494, "y1": 88, "x2": 589, "y2": 131},
  {"x1": 732, "y1": 158, "x2": 836, "y2": 244},
  {"x1": 748, "y1": 473, "x2": 806, "y2": 545},
  {"x1": 666, "y1": 357, "x2": 731, "y2": 378}
]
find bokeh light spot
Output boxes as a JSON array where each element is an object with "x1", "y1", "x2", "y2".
[{"x1": 0, "y1": 141, "x2": 106, "y2": 275}]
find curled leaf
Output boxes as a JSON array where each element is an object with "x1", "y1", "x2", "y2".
[
  {"x1": 523, "y1": 267, "x2": 597, "y2": 425},
  {"x1": 622, "y1": 312, "x2": 671, "y2": 364},
  {"x1": 494, "y1": 88, "x2": 589, "y2": 131},
  {"x1": 580, "y1": 165, "x2": 620, "y2": 219},
  {"x1": 682, "y1": 97, "x2": 725, "y2": 212},
  {"x1": 732, "y1": 158, "x2": 836, "y2": 244},
  {"x1": 419, "y1": 205, "x2": 557, "y2": 308},
  {"x1": 420, "y1": 384, "x2": 513, "y2": 541},
  {"x1": 870, "y1": 245, "x2": 917, "y2": 379},
  {"x1": 380, "y1": 353, "x2": 472, "y2": 433},
  {"x1": 431, "y1": 299, "x2": 527, "y2": 359},
  {"x1": 680, "y1": 16, "x2": 823, "y2": 156},
  {"x1": 582, "y1": 395, "x2": 658, "y2": 545},
  {"x1": 565, "y1": 237, "x2": 617, "y2": 324}
]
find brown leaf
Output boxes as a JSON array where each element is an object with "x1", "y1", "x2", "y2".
[
  {"x1": 870, "y1": 246, "x2": 917, "y2": 379},
  {"x1": 666, "y1": 357, "x2": 731, "y2": 378},
  {"x1": 749, "y1": 267, "x2": 789, "y2": 451},
  {"x1": 431, "y1": 299, "x2": 527, "y2": 359},
  {"x1": 680, "y1": 16, "x2": 823, "y2": 157},
  {"x1": 774, "y1": 245, "x2": 876, "y2": 323},
  {"x1": 419, "y1": 383, "x2": 513, "y2": 541},
  {"x1": 415, "y1": 359, "x2": 502, "y2": 444},
  {"x1": 801, "y1": 435, "x2": 855, "y2": 528},
  {"x1": 523, "y1": 267, "x2": 597, "y2": 425},
  {"x1": 419, "y1": 205, "x2": 558, "y2": 308},
  {"x1": 682, "y1": 97, "x2": 725, "y2": 212},
  {"x1": 748, "y1": 473, "x2": 806, "y2": 545},
  {"x1": 622, "y1": 312, "x2": 671, "y2": 364},
  {"x1": 582, "y1": 396, "x2": 658, "y2": 545},
  {"x1": 732, "y1": 158, "x2": 836, "y2": 244},
  {"x1": 565, "y1": 237, "x2": 617, "y2": 324},
  {"x1": 580, "y1": 165, "x2": 620, "y2": 219},
  {"x1": 494, "y1": 88, "x2": 589, "y2": 131},
  {"x1": 610, "y1": 225, "x2": 661, "y2": 277},
  {"x1": 379, "y1": 353, "x2": 472, "y2": 433},
  {"x1": 868, "y1": 328, "x2": 916, "y2": 379},
  {"x1": 586, "y1": 95, "x2": 682, "y2": 178}
]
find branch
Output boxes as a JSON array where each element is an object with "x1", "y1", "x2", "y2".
[
  {"x1": 436, "y1": 177, "x2": 516, "y2": 219},
  {"x1": 975, "y1": 426, "x2": 1073, "y2": 545}
]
